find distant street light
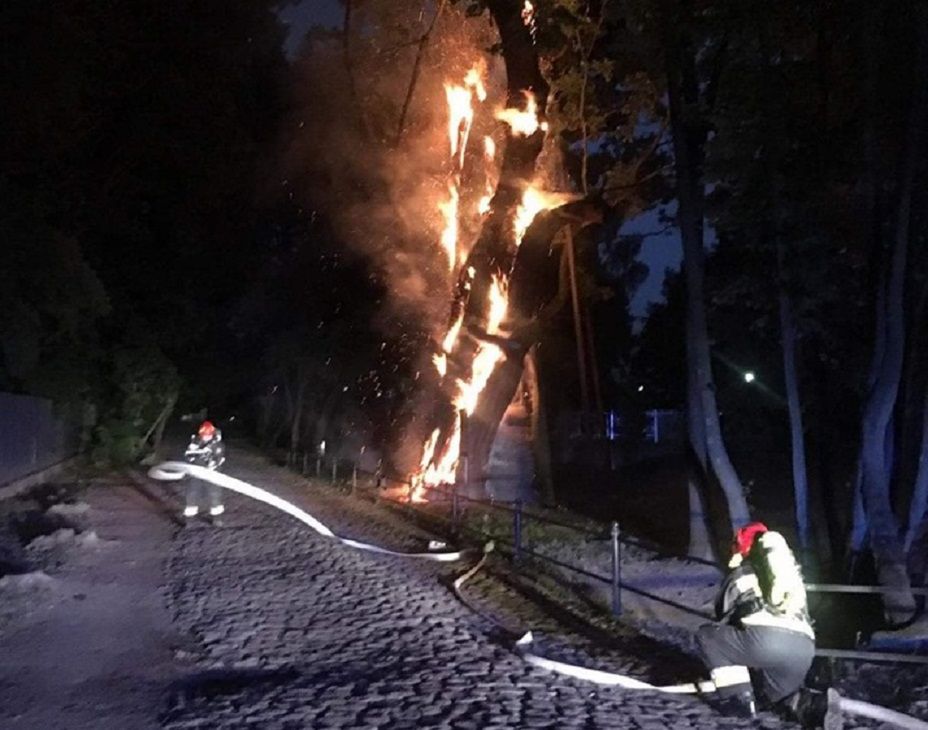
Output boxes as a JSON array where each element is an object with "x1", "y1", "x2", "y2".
[
  {"x1": 744, "y1": 371, "x2": 756, "y2": 383},
  {"x1": 637, "y1": 385, "x2": 645, "y2": 393}
]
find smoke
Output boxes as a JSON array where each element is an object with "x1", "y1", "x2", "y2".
[{"x1": 283, "y1": 2, "x2": 503, "y2": 340}]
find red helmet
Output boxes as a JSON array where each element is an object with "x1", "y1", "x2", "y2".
[
  {"x1": 734, "y1": 521, "x2": 769, "y2": 557},
  {"x1": 197, "y1": 420, "x2": 216, "y2": 440}
]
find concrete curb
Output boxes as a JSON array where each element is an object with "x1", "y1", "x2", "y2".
[{"x1": 0, "y1": 456, "x2": 81, "y2": 502}]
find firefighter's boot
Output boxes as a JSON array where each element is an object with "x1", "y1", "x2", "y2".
[
  {"x1": 207, "y1": 504, "x2": 225, "y2": 527},
  {"x1": 710, "y1": 665, "x2": 756, "y2": 719},
  {"x1": 785, "y1": 687, "x2": 843, "y2": 729}
]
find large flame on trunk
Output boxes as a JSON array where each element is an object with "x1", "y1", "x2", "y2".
[
  {"x1": 496, "y1": 91, "x2": 548, "y2": 137},
  {"x1": 410, "y1": 65, "x2": 566, "y2": 502},
  {"x1": 438, "y1": 183, "x2": 459, "y2": 269}
]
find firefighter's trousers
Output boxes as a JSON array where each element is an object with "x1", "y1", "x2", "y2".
[
  {"x1": 696, "y1": 622, "x2": 814, "y2": 704},
  {"x1": 184, "y1": 474, "x2": 224, "y2": 516}
]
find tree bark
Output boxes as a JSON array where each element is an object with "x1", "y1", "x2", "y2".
[
  {"x1": 778, "y1": 265, "x2": 811, "y2": 551},
  {"x1": 409, "y1": 0, "x2": 550, "y2": 493},
  {"x1": 526, "y1": 346, "x2": 556, "y2": 505},
  {"x1": 664, "y1": 4, "x2": 751, "y2": 532},
  {"x1": 905, "y1": 387, "x2": 928, "y2": 555}
]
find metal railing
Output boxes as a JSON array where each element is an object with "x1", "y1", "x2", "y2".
[{"x1": 282, "y1": 448, "x2": 928, "y2": 665}]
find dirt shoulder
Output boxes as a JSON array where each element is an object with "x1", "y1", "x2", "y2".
[{"x1": 0, "y1": 477, "x2": 183, "y2": 730}]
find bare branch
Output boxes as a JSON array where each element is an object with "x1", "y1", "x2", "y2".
[
  {"x1": 342, "y1": 0, "x2": 372, "y2": 140},
  {"x1": 394, "y1": 0, "x2": 446, "y2": 147}
]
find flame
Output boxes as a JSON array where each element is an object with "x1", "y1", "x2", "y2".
[
  {"x1": 445, "y1": 84, "x2": 475, "y2": 169},
  {"x1": 478, "y1": 136, "x2": 497, "y2": 215},
  {"x1": 496, "y1": 91, "x2": 548, "y2": 137},
  {"x1": 442, "y1": 311, "x2": 464, "y2": 353},
  {"x1": 413, "y1": 67, "x2": 568, "y2": 498},
  {"x1": 411, "y1": 428, "x2": 442, "y2": 502},
  {"x1": 422, "y1": 414, "x2": 461, "y2": 488},
  {"x1": 522, "y1": 1, "x2": 535, "y2": 28},
  {"x1": 464, "y1": 66, "x2": 487, "y2": 102},
  {"x1": 452, "y1": 276, "x2": 509, "y2": 415},
  {"x1": 438, "y1": 183, "x2": 459, "y2": 269},
  {"x1": 515, "y1": 185, "x2": 574, "y2": 243},
  {"x1": 486, "y1": 274, "x2": 508, "y2": 333}
]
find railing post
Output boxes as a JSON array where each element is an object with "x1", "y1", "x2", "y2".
[
  {"x1": 351, "y1": 463, "x2": 358, "y2": 493},
  {"x1": 331, "y1": 459, "x2": 338, "y2": 483},
  {"x1": 452, "y1": 455, "x2": 467, "y2": 532},
  {"x1": 611, "y1": 521, "x2": 622, "y2": 616},
  {"x1": 315, "y1": 457, "x2": 321, "y2": 478},
  {"x1": 514, "y1": 500, "x2": 523, "y2": 562},
  {"x1": 302, "y1": 452, "x2": 308, "y2": 475}
]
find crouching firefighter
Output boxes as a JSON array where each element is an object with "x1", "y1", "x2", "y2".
[
  {"x1": 183, "y1": 420, "x2": 226, "y2": 525},
  {"x1": 696, "y1": 522, "x2": 841, "y2": 728}
]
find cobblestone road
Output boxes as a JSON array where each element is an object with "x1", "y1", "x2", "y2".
[{"x1": 163, "y1": 451, "x2": 798, "y2": 729}]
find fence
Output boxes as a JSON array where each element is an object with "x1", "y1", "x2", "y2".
[
  {"x1": 555, "y1": 409, "x2": 685, "y2": 445},
  {"x1": 282, "y1": 447, "x2": 928, "y2": 665},
  {"x1": 0, "y1": 392, "x2": 76, "y2": 488}
]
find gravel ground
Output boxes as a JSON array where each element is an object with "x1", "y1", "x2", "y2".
[
  {"x1": 160, "y1": 449, "x2": 801, "y2": 729},
  {"x1": 4, "y1": 449, "x2": 921, "y2": 728}
]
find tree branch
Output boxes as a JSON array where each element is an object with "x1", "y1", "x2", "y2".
[
  {"x1": 342, "y1": 0, "x2": 372, "y2": 140},
  {"x1": 394, "y1": 0, "x2": 446, "y2": 147}
]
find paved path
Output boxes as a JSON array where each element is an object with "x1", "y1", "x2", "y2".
[
  {"x1": 162, "y1": 451, "x2": 798, "y2": 729},
  {"x1": 0, "y1": 483, "x2": 180, "y2": 729}
]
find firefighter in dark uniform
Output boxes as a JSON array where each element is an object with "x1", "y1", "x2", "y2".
[
  {"x1": 696, "y1": 522, "x2": 841, "y2": 728},
  {"x1": 183, "y1": 420, "x2": 226, "y2": 524}
]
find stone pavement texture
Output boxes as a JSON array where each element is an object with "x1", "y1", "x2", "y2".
[{"x1": 162, "y1": 449, "x2": 801, "y2": 729}]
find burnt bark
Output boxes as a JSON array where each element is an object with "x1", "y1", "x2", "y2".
[
  {"x1": 461, "y1": 209, "x2": 603, "y2": 495},
  {"x1": 411, "y1": 0, "x2": 550, "y2": 494}
]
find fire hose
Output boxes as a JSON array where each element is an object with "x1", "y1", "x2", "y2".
[
  {"x1": 450, "y1": 542, "x2": 712, "y2": 694},
  {"x1": 452, "y1": 545, "x2": 928, "y2": 729},
  {"x1": 148, "y1": 462, "x2": 928, "y2": 728},
  {"x1": 147, "y1": 461, "x2": 466, "y2": 562}
]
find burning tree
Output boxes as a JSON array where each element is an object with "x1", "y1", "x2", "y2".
[
  {"x1": 405, "y1": 1, "x2": 609, "y2": 502},
  {"x1": 288, "y1": 0, "x2": 661, "y2": 504}
]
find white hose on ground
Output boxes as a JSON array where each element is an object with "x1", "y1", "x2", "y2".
[
  {"x1": 839, "y1": 697, "x2": 928, "y2": 730},
  {"x1": 451, "y1": 543, "x2": 928, "y2": 728},
  {"x1": 147, "y1": 461, "x2": 465, "y2": 562},
  {"x1": 153, "y1": 460, "x2": 928, "y2": 728},
  {"x1": 449, "y1": 542, "x2": 712, "y2": 694},
  {"x1": 514, "y1": 631, "x2": 712, "y2": 694}
]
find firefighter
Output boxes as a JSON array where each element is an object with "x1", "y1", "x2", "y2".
[
  {"x1": 183, "y1": 420, "x2": 226, "y2": 525},
  {"x1": 696, "y1": 522, "x2": 841, "y2": 728}
]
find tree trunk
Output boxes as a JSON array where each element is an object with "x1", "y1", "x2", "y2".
[
  {"x1": 905, "y1": 388, "x2": 928, "y2": 555},
  {"x1": 150, "y1": 393, "x2": 177, "y2": 453},
  {"x1": 289, "y1": 375, "x2": 307, "y2": 458},
  {"x1": 664, "y1": 8, "x2": 751, "y2": 533},
  {"x1": 406, "y1": 0, "x2": 550, "y2": 490},
  {"x1": 779, "y1": 278, "x2": 811, "y2": 551},
  {"x1": 856, "y1": 2, "x2": 928, "y2": 624},
  {"x1": 527, "y1": 347, "x2": 556, "y2": 506}
]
